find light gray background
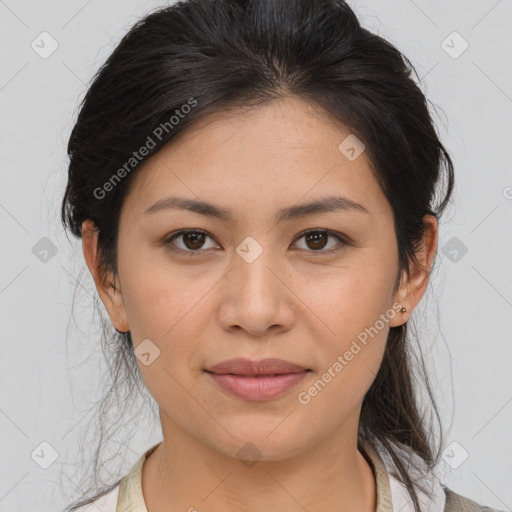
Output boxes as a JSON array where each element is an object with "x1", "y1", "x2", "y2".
[{"x1": 0, "y1": 1, "x2": 511, "y2": 511}]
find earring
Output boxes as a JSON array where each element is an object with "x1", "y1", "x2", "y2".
[{"x1": 400, "y1": 307, "x2": 407, "y2": 314}]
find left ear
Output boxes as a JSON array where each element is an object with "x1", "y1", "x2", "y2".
[{"x1": 389, "y1": 214, "x2": 438, "y2": 327}]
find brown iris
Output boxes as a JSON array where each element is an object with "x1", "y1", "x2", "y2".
[
  {"x1": 182, "y1": 232, "x2": 207, "y2": 250},
  {"x1": 304, "y1": 231, "x2": 329, "y2": 250}
]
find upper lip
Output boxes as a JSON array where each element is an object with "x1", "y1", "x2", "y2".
[{"x1": 205, "y1": 358, "x2": 310, "y2": 375}]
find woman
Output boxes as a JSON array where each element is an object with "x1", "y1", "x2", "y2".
[{"x1": 60, "y1": 0, "x2": 503, "y2": 511}]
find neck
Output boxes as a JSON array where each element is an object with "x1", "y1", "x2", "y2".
[{"x1": 141, "y1": 418, "x2": 377, "y2": 512}]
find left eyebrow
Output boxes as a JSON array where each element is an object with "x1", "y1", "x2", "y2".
[{"x1": 143, "y1": 194, "x2": 370, "y2": 222}]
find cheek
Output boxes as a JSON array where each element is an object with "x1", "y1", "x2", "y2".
[
  {"x1": 118, "y1": 263, "x2": 214, "y2": 406},
  {"x1": 299, "y1": 255, "x2": 395, "y2": 399},
  {"x1": 297, "y1": 274, "x2": 392, "y2": 421},
  {"x1": 303, "y1": 257, "x2": 397, "y2": 342},
  {"x1": 121, "y1": 270, "x2": 207, "y2": 410},
  {"x1": 118, "y1": 247, "x2": 210, "y2": 341}
]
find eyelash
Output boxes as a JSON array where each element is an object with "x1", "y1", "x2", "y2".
[{"x1": 162, "y1": 228, "x2": 350, "y2": 256}]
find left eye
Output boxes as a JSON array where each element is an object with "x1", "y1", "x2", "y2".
[
  {"x1": 163, "y1": 229, "x2": 348, "y2": 254},
  {"x1": 293, "y1": 229, "x2": 348, "y2": 253}
]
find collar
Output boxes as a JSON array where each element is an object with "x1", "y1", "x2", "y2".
[
  {"x1": 116, "y1": 439, "x2": 446, "y2": 512},
  {"x1": 371, "y1": 438, "x2": 446, "y2": 512}
]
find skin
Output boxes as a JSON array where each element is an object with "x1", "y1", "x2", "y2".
[{"x1": 82, "y1": 95, "x2": 438, "y2": 512}]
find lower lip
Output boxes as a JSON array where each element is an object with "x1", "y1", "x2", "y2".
[{"x1": 206, "y1": 371, "x2": 309, "y2": 401}]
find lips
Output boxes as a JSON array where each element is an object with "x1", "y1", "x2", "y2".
[
  {"x1": 204, "y1": 358, "x2": 311, "y2": 401},
  {"x1": 205, "y1": 357, "x2": 310, "y2": 376}
]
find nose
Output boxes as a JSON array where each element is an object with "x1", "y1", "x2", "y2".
[{"x1": 218, "y1": 248, "x2": 295, "y2": 337}]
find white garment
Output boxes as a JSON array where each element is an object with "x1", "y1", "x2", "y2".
[{"x1": 376, "y1": 439, "x2": 447, "y2": 512}]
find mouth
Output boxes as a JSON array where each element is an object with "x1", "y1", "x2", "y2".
[{"x1": 204, "y1": 358, "x2": 312, "y2": 401}]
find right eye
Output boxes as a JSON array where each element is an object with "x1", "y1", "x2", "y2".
[{"x1": 163, "y1": 229, "x2": 220, "y2": 254}]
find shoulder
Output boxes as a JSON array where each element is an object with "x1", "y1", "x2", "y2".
[{"x1": 443, "y1": 486, "x2": 506, "y2": 512}]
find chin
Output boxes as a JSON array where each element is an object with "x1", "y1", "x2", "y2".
[{"x1": 204, "y1": 423, "x2": 312, "y2": 463}]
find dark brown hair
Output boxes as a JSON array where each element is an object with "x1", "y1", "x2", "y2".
[{"x1": 61, "y1": 0, "x2": 454, "y2": 510}]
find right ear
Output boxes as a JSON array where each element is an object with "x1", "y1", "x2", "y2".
[{"x1": 81, "y1": 219, "x2": 130, "y2": 332}]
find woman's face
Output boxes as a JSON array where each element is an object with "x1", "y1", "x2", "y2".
[{"x1": 85, "y1": 96, "x2": 434, "y2": 461}]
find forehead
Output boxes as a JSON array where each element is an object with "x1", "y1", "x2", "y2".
[{"x1": 122, "y1": 96, "x2": 389, "y2": 219}]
